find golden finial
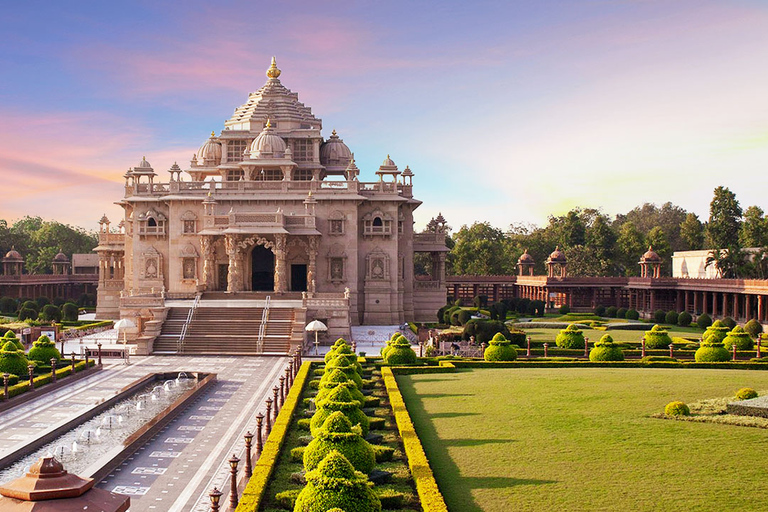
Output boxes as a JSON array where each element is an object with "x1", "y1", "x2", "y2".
[
  {"x1": 210, "y1": 130, "x2": 215, "y2": 137},
  {"x1": 308, "y1": 191, "x2": 313, "y2": 197},
  {"x1": 265, "y1": 118, "x2": 272, "y2": 128},
  {"x1": 142, "y1": 156, "x2": 146, "y2": 161},
  {"x1": 266, "y1": 56, "x2": 281, "y2": 79},
  {"x1": 332, "y1": 129, "x2": 337, "y2": 136}
]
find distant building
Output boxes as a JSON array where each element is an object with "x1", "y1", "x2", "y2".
[{"x1": 0, "y1": 248, "x2": 97, "y2": 301}]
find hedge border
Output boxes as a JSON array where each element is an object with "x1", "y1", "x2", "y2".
[
  {"x1": 382, "y1": 366, "x2": 449, "y2": 512},
  {"x1": 236, "y1": 361, "x2": 312, "y2": 512},
  {"x1": 0, "y1": 359, "x2": 96, "y2": 401}
]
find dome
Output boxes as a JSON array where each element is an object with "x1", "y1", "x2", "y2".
[
  {"x1": 641, "y1": 246, "x2": 662, "y2": 262},
  {"x1": 137, "y1": 156, "x2": 152, "y2": 169},
  {"x1": 196, "y1": 131, "x2": 222, "y2": 166},
  {"x1": 518, "y1": 249, "x2": 535, "y2": 264},
  {"x1": 3, "y1": 247, "x2": 22, "y2": 261},
  {"x1": 132, "y1": 156, "x2": 155, "y2": 175},
  {"x1": 249, "y1": 120, "x2": 287, "y2": 159},
  {"x1": 53, "y1": 250, "x2": 68, "y2": 262},
  {"x1": 319, "y1": 130, "x2": 352, "y2": 170},
  {"x1": 381, "y1": 155, "x2": 396, "y2": 168},
  {"x1": 548, "y1": 246, "x2": 566, "y2": 263}
]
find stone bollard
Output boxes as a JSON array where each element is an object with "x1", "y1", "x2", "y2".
[
  {"x1": 97, "y1": 342, "x2": 103, "y2": 366},
  {"x1": 757, "y1": 338, "x2": 762, "y2": 359},
  {"x1": 28, "y1": 364, "x2": 35, "y2": 390},
  {"x1": 273, "y1": 386, "x2": 280, "y2": 417},
  {"x1": 2, "y1": 373, "x2": 9, "y2": 401},
  {"x1": 71, "y1": 352, "x2": 76, "y2": 374},
  {"x1": 543, "y1": 343, "x2": 549, "y2": 358},
  {"x1": 733, "y1": 344, "x2": 738, "y2": 361},
  {"x1": 584, "y1": 338, "x2": 589, "y2": 358},
  {"x1": 669, "y1": 343, "x2": 674, "y2": 359},
  {"x1": 526, "y1": 336, "x2": 531, "y2": 357},
  {"x1": 51, "y1": 358, "x2": 57, "y2": 383},
  {"x1": 279, "y1": 375, "x2": 286, "y2": 405},
  {"x1": 641, "y1": 336, "x2": 646, "y2": 358}
]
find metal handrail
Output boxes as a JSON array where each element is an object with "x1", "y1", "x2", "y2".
[
  {"x1": 257, "y1": 295, "x2": 271, "y2": 353},
  {"x1": 177, "y1": 293, "x2": 201, "y2": 353}
]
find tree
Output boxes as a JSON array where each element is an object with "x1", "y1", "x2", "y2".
[
  {"x1": 585, "y1": 214, "x2": 616, "y2": 273},
  {"x1": 450, "y1": 222, "x2": 512, "y2": 275},
  {"x1": 646, "y1": 226, "x2": 671, "y2": 273},
  {"x1": 616, "y1": 221, "x2": 645, "y2": 276},
  {"x1": 740, "y1": 206, "x2": 768, "y2": 248},
  {"x1": 620, "y1": 202, "x2": 687, "y2": 252},
  {"x1": 679, "y1": 213, "x2": 704, "y2": 250},
  {"x1": 706, "y1": 186, "x2": 742, "y2": 251}
]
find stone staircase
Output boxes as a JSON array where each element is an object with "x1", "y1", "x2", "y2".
[{"x1": 153, "y1": 305, "x2": 299, "y2": 355}]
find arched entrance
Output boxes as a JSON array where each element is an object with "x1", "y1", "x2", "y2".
[{"x1": 251, "y1": 245, "x2": 275, "y2": 291}]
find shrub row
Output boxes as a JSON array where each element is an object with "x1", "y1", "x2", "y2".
[{"x1": 0, "y1": 359, "x2": 96, "y2": 400}]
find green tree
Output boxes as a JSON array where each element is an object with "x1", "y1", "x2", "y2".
[
  {"x1": 740, "y1": 206, "x2": 768, "y2": 248},
  {"x1": 450, "y1": 222, "x2": 511, "y2": 275},
  {"x1": 585, "y1": 214, "x2": 616, "y2": 270},
  {"x1": 615, "y1": 221, "x2": 645, "y2": 276},
  {"x1": 679, "y1": 213, "x2": 704, "y2": 250},
  {"x1": 706, "y1": 186, "x2": 742, "y2": 250},
  {"x1": 620, "y1": 202, "x2": 687, "y2": 251}
]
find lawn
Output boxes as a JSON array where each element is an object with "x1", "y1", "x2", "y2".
[{"x1": 398, "y1": 368, "x2": 768, "y2": 511}]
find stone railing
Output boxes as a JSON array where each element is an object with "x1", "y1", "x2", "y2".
[
  {"x1": 414, "y1": 280, "x2": 443, "y2": 291},
  {"x1": 120, "y1": 295, "x2": 165, "y2": 308},
  {"x1": 303, "y1": 293, "x2": 349, "y2": 309}
]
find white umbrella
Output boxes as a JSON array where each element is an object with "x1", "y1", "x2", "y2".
[
  {"x1": 114, "y1": 318, "x2": 136, "y2": 363},
  {"x1": 305, "y1": 320, "x2": 328, "y2": 355}
]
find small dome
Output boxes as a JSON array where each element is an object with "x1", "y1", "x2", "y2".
[
  {"x1": 132, "y1": 156, "x2": 155, "y2": 175},
  {"x1": 196, "y1": 132, "x2": 222, "y2": 166},
  {"x1": 99, "y1": 214, "x2": 110, "y2": 225},
  {"x1": 641, "y1": 246, "x2": 662, "y2": 262},
  {"x1": 320, "y1": 130, "x2": 352, "y2": 170},
  {"x1": 3, "y1": 247, "x2": 22, "y2": 261},
  {"x1": 137, "y1": 156, "x2": 152, "y2": 169},
  {"x1": 518, "y1": 249, "x2": 535, "y2": 264},
  {"x1": 548, "y1": 246, "x2": 566, "y2": 263},
  {"x1": 53, "y1": 250, "x2": 68, "y2": 262},
  {"x1": 381, "y1": 155, "x2": 396, "y2": 167},
  {"x1": 401, "y1": 165, "x2": 414, "y2": 177},
  {"x1": 249, "y1": 120, "x2": 286, "y2": 159}
]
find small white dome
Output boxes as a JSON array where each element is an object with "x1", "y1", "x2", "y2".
[
  {"x1": 320, "y1": 130, "x2": 352, "y2": 170},
  {"x1": 196, "y1": 131, "x2": 222, "y2": 166},
  {"x1": 249, "y1": 121, "x2": 286, "y2": 159}
]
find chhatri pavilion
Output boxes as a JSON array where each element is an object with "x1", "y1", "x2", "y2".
[{"x1": 95, "y1": 58, "x2": 448, "y2": 355}]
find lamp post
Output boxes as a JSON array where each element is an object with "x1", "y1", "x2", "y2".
[
  {"x1": 3, "y1": 373, "x2": 9, "y2": 400},
  {"x1": 208, "y1": 487, "x2": 222, "y2": 512},
  {"x1": 255, "y1": 413, "x2": 264, "y2": 456},
  {"x1": 228, "y1": 454, "x2": 240, "y2": 509},
  {"x1": 526, "y1": 336, "x2": 531, "y2": 357},
  {"x1": 265, "y1": 398, "x2": 273, "y2": 434},
  {"x1": 51, "y1": 358, "x2": 57, "y2": 383},
  {"x1": 97, "y1": 342, "x2": 102, "y2": 366},
  {"x1": 272, "y1": 386, "x2": 280, "y2": 418},
  {"x1": 287, "y1": 360, "x2": 294, "y2": 387},
  {"x1": 279, "y1": 375, "x2": 285, "y2": 406},
  {"x1": 243, "y1": 431, "x2": 254, "y2": 477},
  {"x1": 70, "y1": 352, "x2": 76, "y2": 373},
  {"x1": 584, "y1": 337, "x2": 589, "y2": 358},
  {"x1": 641, "y1": 336, "x2": 646, "y2": 358},
  {"x1": 285, "y1": 365, "x2": 292, "y2": 390},
  {"x1": 28, "y1": 364, "x2": 35, "y2": 390}
]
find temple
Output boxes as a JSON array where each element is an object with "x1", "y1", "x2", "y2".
[{"x1": 95, "y1": 58, "x2": 448, "y2": 355}]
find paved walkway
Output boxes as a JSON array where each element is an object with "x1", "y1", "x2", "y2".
[{"x1": 0, "y1": 355, "x2": 287, "y2": 512}]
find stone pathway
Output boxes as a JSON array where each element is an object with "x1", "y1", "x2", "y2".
[{"x1": 0, "y1": 355, "x2": 287, "y2": 512}]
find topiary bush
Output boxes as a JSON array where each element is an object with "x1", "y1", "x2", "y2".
[
  {"x1": 462, "y1": 319, "x2": 511, "y2": 344},
  {"x1": 35, "y1": 297, "x2": 50, "y2": 309},
  {"x1": 0, "y1": 340, "x2": 30, "y2": 377},
  {"x1": 555, "y1": 324, "x2": 585, "y2": 349},
  {"x1": 678, "y1": 311, "x2": 692, "y2": 327},
  {"x1": 0, "y1": 297, "x2": 16, "y2": 315},
  {"x1": 3, "y1": 330, "x2": 24, "y2": 351},
  {"x1": 664, "y1": 401, "x2": 690, "y2": 416},
  {"x1": 458, "y1": 309, "x2": 472, "y2": 326},
  {"x1": 745, "y1": 319, "x2": 763, "y2": 338},
  {"x1": 325, "y1": 338, "x2": 354, "y2": 364},
  {"x1": 324, "y1": 354, "x2": 363, "y2": 389},
  {"x1": 27, "y1": 335, "x2": 61, "y2": 364},
  {"x1": 18, "y1": 308, "x2": 37, "y2": 321},
  {"x1": 483, "y1": 333, "x2": 517, "y2": 361},
  {"x1": 735, "y1": 387, "x2": 758, "y2": 400},
  {"x1": 594, "y1": 305, "x2": 606, "y2": 317},
  {"x1": 703, "y1": 320, "x2": 729, "y2": 344},
  {"x1": 316, "y1": 369, "x2": 366, "y2": 407},
  {"x1": 626, "y1": 308, "x2": 640, "y2": 321},
  {"x1": 558, "y1": 305, "x2": 570, "y2": 315},
  {"x1": 694, "y1": 334, "x2": 730, "y2": 362},
  {"x1": 589, "y1": 334, "x2": 624, "y2": 361},
  {"x1": 722, "y1": 317, "x2": 737, "y2": 329},
  {"x1": 437, "y1": 305, "x2": 450, "y2": 324},
  {"x1": 665, "y1": 311, "x2": 679, "y2": 326},
  {"x1": 605, "y1": 306, "x2": 617, "y2": 318},
  {"x1": 61, "y1": 302, "x2": 79, "y2": 322},
  {"x1": 304, "y1": 411, "x2": 375, "y2": 474},
  {"x1": 616, "y1": 307, "x2": 627, "y2": 319},
  {"x1": 722, "y1": 326, "x2": 754, "y2": 351},
  {"x1": 654, "y1": 310, "x2": 666, "y2": 324},
  {"x1": 310, "y1": 385, "x2": 370, "y2": 438},
  {"x1": 644, "y1": 325, "x2": 673, "y2": 350},
  {"x1": 383, "y1": 337, "x2": 417, "y2": 365},
  {"x1": 39, "y1": 304, "x2": 61, "y2": 322},
  {"x1": 293, "y1": 451, "x2": 381, "y2": 512},
  {"x1": 449, "y1": 310, "x2": 462, "y2": 326},
  {"x1": 696, "y1": 313, "x2": 712, "y2": 329}
]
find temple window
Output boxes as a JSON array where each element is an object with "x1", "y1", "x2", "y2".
[
  {"x1": 182, "y1": 258, "x2": 196, "y2": 279},
  {"x1": 227, "y1": 140, "x2": 247, "y2": 161},
  {"x1": 226, "y1": 169, "x2": 245, "y2": 181},
  {"x1": 255, "y1": 169, "x2": 283, "y2": 181},
  {"x1": 292, "y1": 140, "x2": 313, "y2": 162},
  {"x1": 294, "y1": 169, "x2": 313, "y2": 181},
  {"x1": 329, "y1": 258, "x2": 344, "y2": 282},
  {"x1": 330, "y1": 219, "x2": 344, "y2": 235},
  {"x1": 183, "y1": 220, "x2": 196, "y2": 234},
  {"x1": 138, "y1": 209, "x2": 166, "y2": 236},
  {"x1": 363, "y1": 211, "x2": 392, "y2": 236}
]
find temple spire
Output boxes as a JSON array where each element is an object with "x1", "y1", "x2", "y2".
[{"x1": 266, "y1": 56, "x2": 281, "y2": 79}]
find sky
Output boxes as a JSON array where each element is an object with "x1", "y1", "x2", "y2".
[{"x1": 1, "y1": 0, "x2": 767, "y2": 233}]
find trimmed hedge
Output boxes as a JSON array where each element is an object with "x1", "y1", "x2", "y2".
[
  {"x1": 722, "y1": 326, "x2": 754, "y2": 351},
  {"x1": 555, "y1": 324, "x2": 585, "y2": 350},
  {"x1": 589, "y1": 334, "x2": 624, "y2": 362},
  {"x1": 665, "y1": 401, "x2": 690, "y2": 416},
  {"x1": 382, "y1": 367, "x2": 449, "y2": 512},
  {"x1": 0, "y1": 360, "x2": 95, "y2": 400},
  {"x1": 483, "y1": 333, "x2": 517, "y2": 362},
  {"x1": 735, "y1": 387, "x2": 758, "y2": 400},
  {"x1": 27, "y1": 335, "x2": 62, "y2": 364},
  {"x1": 294, "y1": 450, "x2": 381, "y2": 512},
  {"x1": 236, "y1": 361, "x2": 311, "y2": 512},
  {"x1": 644, "y1": 325, "x2": 673, "y2": 350},
  {"x1": 304, "y1": 411, "x2": 376, "y2": 474}
]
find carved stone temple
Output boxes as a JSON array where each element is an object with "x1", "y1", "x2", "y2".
[{"x1": 95, "y1": 58, "x2": 448, "y2": 355}]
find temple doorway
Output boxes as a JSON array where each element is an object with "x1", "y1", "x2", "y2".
[
  {"x1": 218, "y1": 264, "x2": 228, "y2": 291},
  {"x1": 251, "y1": 245, "x2": 275, "y2": 291},
  {"x1": 291, "y1": 264, "x2": 307, "y2": 292}
]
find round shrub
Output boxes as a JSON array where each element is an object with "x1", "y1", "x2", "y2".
[
  {"x1": 555, "y1": 324, "x2": 585, "y2": 349},
  {"x1": 0, "y1": 297, "x2": 17, "y2": 315},
  {"x1": 304, "y1": 412, "x2": 375, "y2": 474},
  {"x1": 745, "y1": 319, "x2": 763, "y2": 338},
  {"x1": 437, "y1": 305, "x2": 449, "y2": 324},
  {"x1": 27, "y1": 335, "x2": 61, "y2": 364},
  {"x1": 325, "y1": 338, "x2": 354, "y2": 364},
  {"x1": 21, "y1": 300, "x2": 39, "y2": 313},
  {"x1": 654, "y1": 310, "x2": 666, "y2": 324},
  {"x1": 703, "y1": 320, "x2": 729, "y2": 344},
  {"x1": 664, "y1": 401, "x2": 690, "y2": 416},
  {"x1": 722, "y1": 317, "x2": 737, "y2": 329},
  {"x1": 449, "y1": 310, "x2": 462, "y2": 326},
  {"x1": 722, "y1": 326, "x2": 754, "y2": 351},
  {"x1": 384, "y1": 337, "x2": 417, "y2": 365},
  {"x1": 589, "y1": 334, "x2": 624, "y2": 361},
  {"x1": 696, "y1": 313, "x2": 712, "y2": 329},
  {"x1": 324, "y1": 355, "x2": 363, "y2": 388},
  {"x1": 678, "y1": 311, "x2": 692, "y2": 327},
  {"x1": 558, "y1": 305, "x2": 570, "y2": 315},
  {"x1": 735, "y1": 387, "x2": 758, "y2": 400},
  {"x1": 616, "y1": 307, "x2": 628, "y2": 319},
  {"x1": 458, "y1": 309, "x2": 472, "y2": 326},
  {"x1": 40, "y1": 304, "x2": 61, "y2": 322},
  {"x1": 694, "y1": 335, "x2": 730, "y2": 362},
  {"x1": 665, "y1": 311, "x2": 679, "y2": 326},
  {"x1": 644, "y1": 325, "x2": 673, "y2": 350},
  {"x1": 462, "y1": 319, "x2": 511, "y2": 344},
  {"x1": 35, "y1": 297, "x2": 50, "y2": 309},
  {"x1": 18, "y1": 308, "x2": 37, "y2": 321},
  {"x1": 3, "y1": 330, "x2": 24, "y2": 351},
  {"x1": 605, "y1": 306, "x2": 618, "y2": 318},
  {"x1": 61, "y1": 302, "x2": 79, "y2": 322},
  {"x1": 594, "y1": 305, "x2": 606, "y2": 317},
  {"x1": 317, "y1": 369, "x2": 366, "y2": 407},
  {"x1": 483, "y1": 333, "x2": 517, "y2": 361},
  {"x1": 294, "y1": 451, "x2": 381, "y2": 512},
  {"x1": 0, "y1": 341, "x2": 30, "y2": 377},
  {"x1": 310, "y1": 386, "x2": 369, "y2": 438},
  {"x1": 52, "y1": 297, "x2": 66, "y2": 307},
  {"x1": 380, "y1": 333, "x2": 401, "y2": 359},
  {"x1": 626, "y1": 308, "x2": 640, "y2": 321}
]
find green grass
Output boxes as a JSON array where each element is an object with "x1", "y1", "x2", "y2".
[{"x1": 398, "y1": 368, "x2": 768, "y2": 511}]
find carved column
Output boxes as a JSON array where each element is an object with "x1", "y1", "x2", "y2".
[
  {"x1": 201, "y1": 235, "x2": 216, "y2": 289},
  {"x1": 437, "y1": 252, "x2": 446, "y2": 284},
  {"x1": 225, "y1": 234, "x2": 242, "y2": 292},
  {"x1": 307, "y1": 236, "x2": 319, "y2": 295},
  {"x1": 274, "y1": 234, "x2": 287, "y2": 293}
]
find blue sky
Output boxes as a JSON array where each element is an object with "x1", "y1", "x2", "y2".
[{"x1": 1, "y1": 0, "x2": 767, "y2": 231}]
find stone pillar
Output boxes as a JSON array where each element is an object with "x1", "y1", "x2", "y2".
[
  {"x1": 759, "y1": 295, "x2": 765, "y2": 322},
  {"x1": 722, "y1": 293, "x2": 728, "y2": 318},
  {"x1": 746, "y1": 294, "x2": 752, "y2": 321},
  {"x1": 201, "y1": 235, "x2": 216, "y2": 289},
  {"x1": 274, "y1": 234, "x2": 287, "y2": 293},
  {"x1": 650, "y1": 290, "x2": 656, "y2": 313},
  {"x1": 713, "y1": 292, "x2": 719, "y2": 317},
  {"x1": 437, "y1": 253, "x2": 446, "y2": 284},
  {"x1": 225, "y1": 234, "x2": 242, "y2": 292},
  {"x1": 307, "y1": 236, "x2": 318, "y2": 295},
  {"x1": 733, "y1": 294, "x2": 739, "y2": 320},
  {"x1": 693, "y1": 291, "x2": 699, "y2": 314},
  {"x1": 676, "y1": 291, "x2": 682, "y2": 312}
]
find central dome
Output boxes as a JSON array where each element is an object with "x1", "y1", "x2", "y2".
[{"x1": 249, "y1": 120, "x2": 287, "y2": 159}]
